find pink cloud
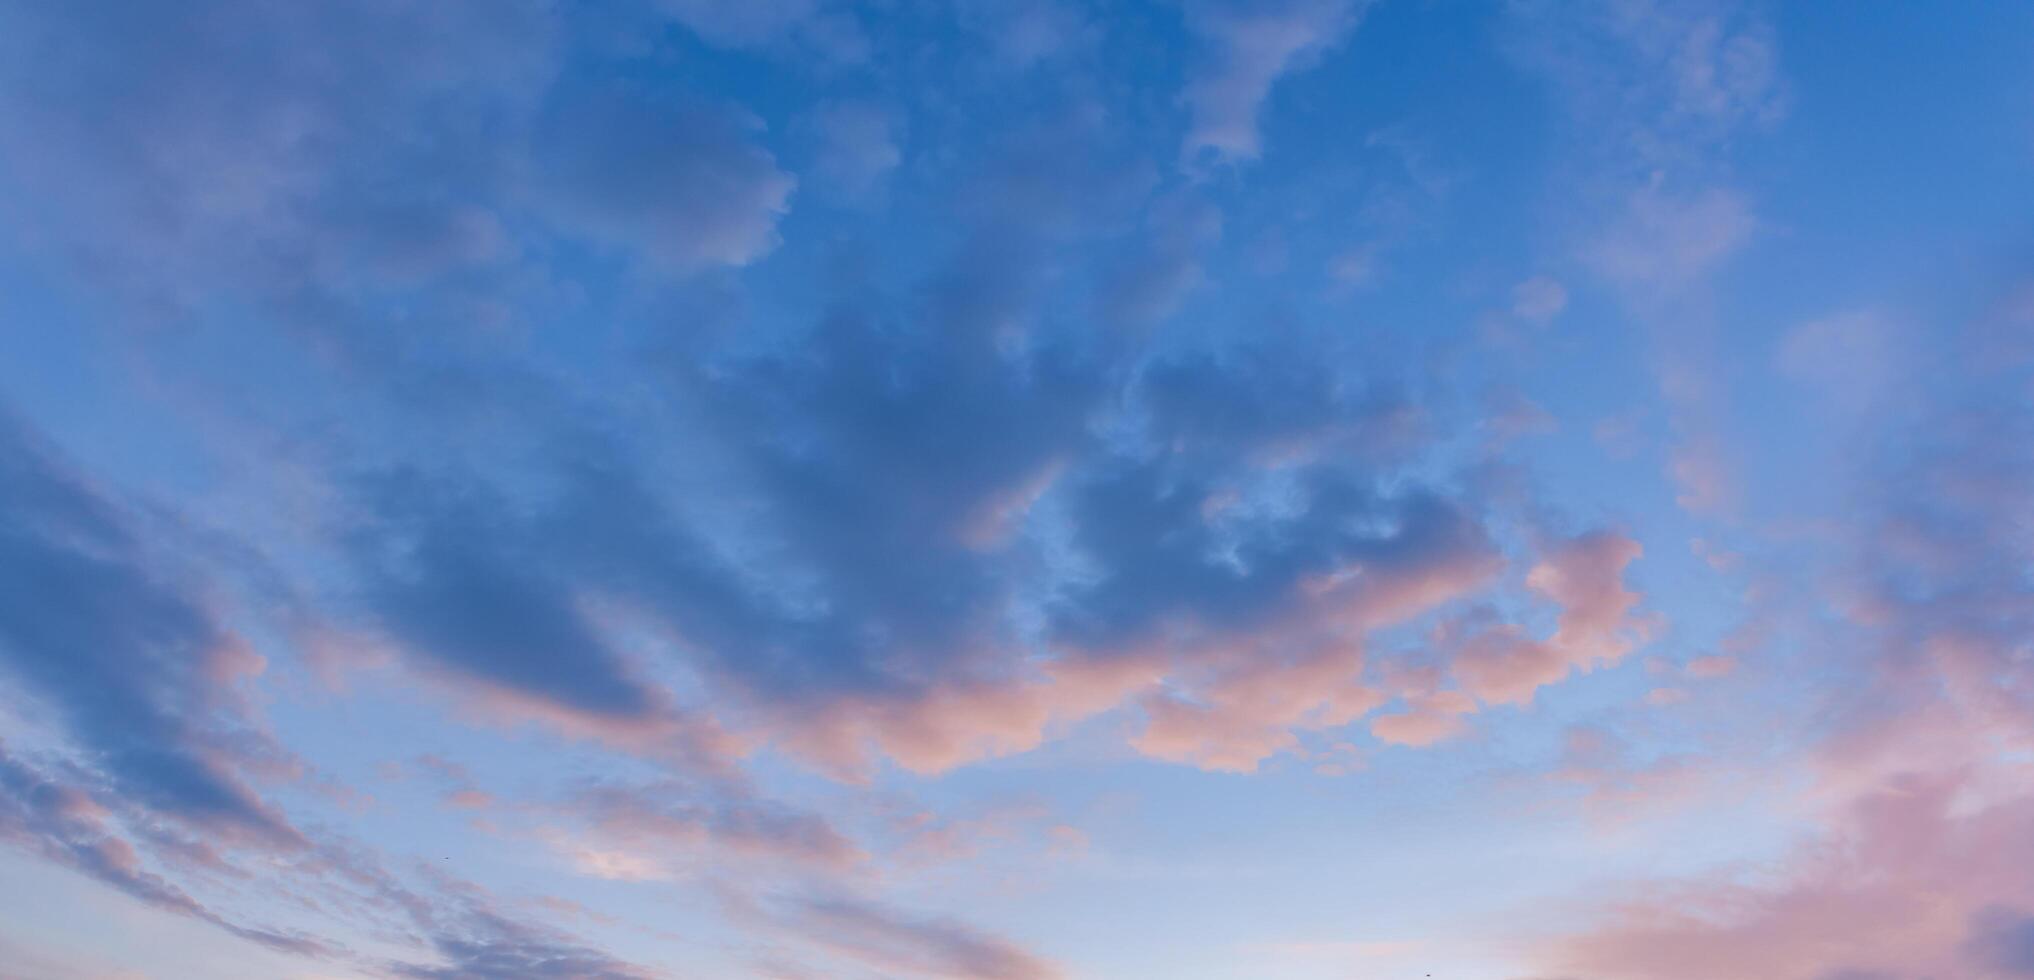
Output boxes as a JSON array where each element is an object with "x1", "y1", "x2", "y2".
[
  {"x1": 534, "y1": 780, "x2": 868, "y2": 882},
  {"x1": 1132, "y1": 646, "x2": 1385, "y2": 772},
  {"x1": 957, "y1": 458, "x2": 1068, "y2": 550},
  {"x1": 1531, "y1": 530, "x2": 1651, "y2": 662},
  {"x1": 1452, "y1": 531, "x2": 1656, "y2": 705},
  {"x1": 885, "y1": 800, "x2": 1087, "y2": 870},
  {"x1": 1686, "y1": 653, "x2": 1737, "y2": 679},
  {"x1": 1118, "y1": 533, "x2": 1504, "y2": 770},
  {"x1": 1542, "y1": 768, "x2": 2034, "y2": 980},
  {"x1": 1368, "y1": 690, "x2": 1476, "y2": 747},
  {"x1": 770, "y1": 521, "x2": 1506, "y2": 777},
  {"x1": 774, "y1": 656, "x2": 1166, "y2": 779},
  {"x1": 758, "y1": 523, "x2": 1658, "y2": 775}
]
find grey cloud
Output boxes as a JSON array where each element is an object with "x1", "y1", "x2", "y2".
[{"x1": 531, "y1": 83, "x2": 796, "y2": 272}]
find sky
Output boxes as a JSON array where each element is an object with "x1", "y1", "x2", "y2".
[{"x1": 0, "y1": 1, "x2": 2030, "y2": 978}]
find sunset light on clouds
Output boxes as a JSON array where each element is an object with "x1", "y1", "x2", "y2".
[{"x1": 1, "y1": 2, "x2": 2032, "y2": 978}]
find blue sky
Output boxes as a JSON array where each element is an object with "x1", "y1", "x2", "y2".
[{"x1": 1, "y1": 2, "x2": 2032, "y2": 978}]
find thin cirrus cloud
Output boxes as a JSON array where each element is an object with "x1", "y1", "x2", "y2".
[
  {"x1": 1, "y1": 1, "x2": 2031, "y2": 979},
  {"x1": 0, "y1": 417, "x2": 302, "y2": 853},
  {"x1": 722, "y1": 887, "x2": 1065, "y2": 980}
]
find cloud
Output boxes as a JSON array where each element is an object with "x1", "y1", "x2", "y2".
[
  {"x1": 0, "y1": 23, "x2": 1783, "y2": 967},
  {"x1": 1095, "y1": 195, "x2": 1221, "y2": 327},
  {"x1": 313, "y1": 835, "x2": 667, "y2": 979},
  {"x1": 0, "y1": 0, "x2": 1677, "y2": 810},
  {"x1": 557, "y1": 779, "x2": 865, "y2": 874},
  {"x1": 654, "y1": 0, "x2": 868, "y2": 64},
  {"x1": 727, "y1": 888, "x2": 1063, "y2": 980},
  {"x1": 1964, "y1": 906, "x2": 2034, "y2": 977},
  {"x1": 0, "y1": 3, "x2": 1926, "y2": 978},
  {"x1": 402, "y1": 755, "x2": 495, "y2": 811},
  {"x1": 0, "y1": 0, "x2": 553, "y2": 310},
  {"x1": 0, "y1": 409, "x2": 681, "y2": 976},
  {"x1": 765, "y1": 657, "x2": 1164, "y2": 779},
  {"x1": 1325, "y1": 245, "x2": 1377, "y2": 289},
  {"x1": 1586, "y1": 184, "x2": 1757, "y2": 290},
  {"x1": 1530, "y1": 531, "x2": 1652, "y2": 664},
  {"x1": 1686, "y1": 654, "x2": 1736, "y2": 679},
  {"x1": 0, "y1": 415, "x2": 302, "y2": 851},
  {"x1": 1130, "y1": 340, "x2": 1418, "y2": 459},
  {"x1": 656, "y1": 0, "x2": 822, "y2": 46},
  {"x1": 1542, "y1": 769, "x2": 2034, "y2": 980},
  {"x1": 1181, "y1": 0, "x2": 1369, "y2": 165},
  {"x1": 956, "y1": 104, "x2": 1157, "y2": 236},
  {"x1": 387, "y1": 892, "x2": 654, "y2": 980},
  {"x1": 1037, "y1": 443, "x2": 1502, "y2": 737},
  {"x1": 956, "y1": 0, "x2": 1098, "y2": 68},
  {"x1": 808, "y1": 100, "x2": 904, "y2": 199},
  {"x1": 285, "y1": 276, "x2": 1594, "y2": 785},
  {"x1": 1133, "y1": 647, "x2": 1384, "y2": 772},
  {"x1": 334, "y1": 464, "x2": 726, "y2": 750},
  {"x1": 1505, "y1": 0, "x2": 1786, "y2": 173},
  {"x1": 1775, "y1": 311, "x2": 1907, "y2": 413},
  {"x1": 1450, "y1": 531, "x2": 1654, "y2": 705},
  {"x1": 1111, "y1": 502, "x2": 1503, "y2": 770},
  {"x1": 0, "y1": 745, "x2": 320, "y2": 956},
  {"x1": 0, "y1": 736, "x2": 669, "y2": 978},
  {"x1": 1505, "y1": 1, "x2": 1782, "y2": 548},
  {"x1": 1368, "y1": 691, "x2": 1477, "y2": 747},
  {"x1": 10, "y1": 7, "x2": 2010, "y2": 980},
  {"x1": 1534, "y1": 294, "x2": 2034, "y2": 979},
  {"x1": 1483, "y1": 388, "x2": 1560, "y2": 445},
  {"x1": 1550, "y1": 725, "x2": 1718, "y2": 822},
  {"x1": 1668, "y1": 431, "x2": 1736, "y2": 515},
  {"x1": 886, "y1": 800, "x2": 1085, "y2": 868},
  {"x1": 531, "y1": 83, "x2": 795, "y2": 272},
  {"x1": 0, "y1": 729, "x2": 664, "y2": 977},
  {"x1": 1512, "y1": 276, "x2": 1569, "y2": 323},
  {"x1": 275, "y1": 281, "x2": 1554, "y2": 784},
  {"x1": 0, "y1": 0, "x2": 806, "y2": 354}
]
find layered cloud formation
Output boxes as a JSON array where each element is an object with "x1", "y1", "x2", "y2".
[{"x1": 0, "y1": 1, "x2": 2030, "y2": 978}]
